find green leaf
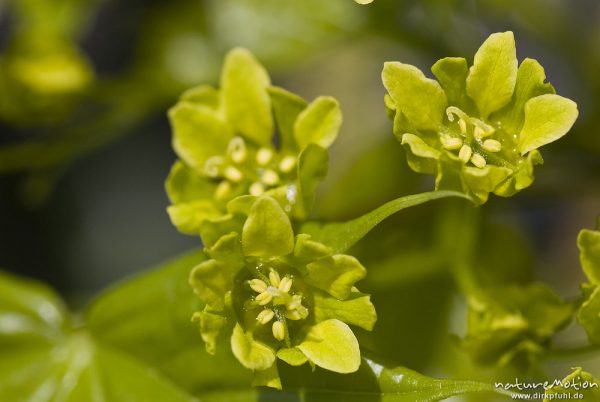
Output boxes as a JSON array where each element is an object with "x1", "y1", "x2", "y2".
[
  {"x1": 269, "y1": 86, "x2": 308, "y2": 151},
  {"x1": 301, "y1": 191, "x2": 471, "y2": 254},
  {"x1": 313, "y1": 289, "x2": 377, "y2": 331},
  {"x1": 281, "y1": 354, "x2": 513, "y2": 400},
  {"x1": 169, "y1": 102, "x2": 233, "y2": 174},
  {"x1": 517, "y1": 94, "x2": 579, "y2": 155},
  {"x1": 400, "y1": 133, "x2": 440, "y2": 174},
  {"x1": 306, "y1": 255, "x2": 367, "y2": 300},
  {"x1": 578, "y1": 229, "x2": 600, "y2": 285},
  {"x1": 382, "y1": 62, "x2": 447, "y2": 130},
  {"x1": 293, "y1": 234, "x2": 332, "y2": 262},
  {"x1": 242, "y1": 196, "x2": 295, "y2": 257},
  {"x1": 0, "y1": 271, "x2": 67, "y2": 341},
  {"x1": 544, "y1": 367, "x2": 600, "y2": 402},
  {"x1": 466, "y1": 31, "x2": 518, "y2": 119},
  {"x1": 297, "y1": 319, "x2": 360, "y2": 373},
  {"x1": 221, "y1": 48, "x2": 273, "y2": 146},
  {"x1": 231, "y1": 324, "x2": 276, "y2": 371},
  {"x1": 293, "y1": 96, "x2": 342, "y2": 149},
  {"x1": 494, "y1": 58, "x2": 555, "y2": 135},
  {"x1": 86, "y1": 251, "x2": 252, "y2": 393},
  {"x1": 431, "y1": 57, "x2": 470, "y2": 109}
]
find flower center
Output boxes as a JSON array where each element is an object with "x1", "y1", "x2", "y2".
[
  {"x1": 441, "y1": 106, "x2": 504, "y2": 169},
  {"x1": 202, "y1": 136, "x2": 297, "y2": 201},
  {"x1": 247, "y1": 269, "x2": 308, "y2": 342}
]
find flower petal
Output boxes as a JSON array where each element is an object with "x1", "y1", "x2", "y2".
[
  {"x1": 169, "y1": 102, "x2": 233, "y2": 174},
  {"x1": 313, "y1": 288, "x2": 377, "y2": 331},
  {"x1": 293, "y1": 96, "x2": 342, "y2": 150},
  {"x1": 221, "y1": 48, "x2": 273, "y2": 146},
  {"x1": 242, "y1": 196, "x2": 294, "y2": 257},
  {"x1": 167, "y1": 200, "x2": 222, "y2": 235},
  {"x1": 191, "y1": 308, "x2": 228, "y2": 355},
  {"x1": 382, "y1": 62, "x2": 447, "y2": 130},
  {"x1": 189, "y1": 259, "x2": 236, "y2": 310},
  {"x1": 493, "y1": 58, "x2": 555, "y2": 135},
  {"x1": 517, "y1": 94, "x2": 578, "y2": 155},
  {"x1": 400, "y1": 133, "x2": 440, "y2": 174},
  {"x1": 306, "y1": 255, "x2": 367, "y2": 300},
  {"x1": 269, "y1": 86, "x2": 307, "y2": 151},
  {"x1": 230, "y1": 324, "x2": 276, "y2": 371},
  {"x1": 466, "y1": 31, "x2": 517, "y2": 119},
  {"x1": 297, "y1": 319, "x2": 360, "y2": 374},
  {"x1": 431, "y1": 57, "x2": 471, "y2": 110}
]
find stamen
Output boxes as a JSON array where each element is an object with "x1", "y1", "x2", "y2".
[
  {"x1": 249, "y1": 182, "x2": 265, "y2": 196},
  {"x1": 215, "y1": 181, "x2": 232, "y2": 200},
  {"x1": 249, "y1": 279, "x2": 268, "y2": 293},
  {"x1": 257, "y1": 309, "x2": 275, "y2": 324},
  {"x1": 284, "y1": 310, "x2": 302, "y2": 320},
  {"x1": 228, "y1": 137, "x2": 247, "y2": 164},
  {"x1": 278, "y1": 277, "x2": 293, "y2": 293},
  {"x1": 256, "y1": 148, "x2": 274, "y2": 166},
  {"x1": 224, "y1": 166, "x2": 243, "y2": 182},
  {"x1": 482, "y1": 139, "x2": 502, "y2": 153},
  {"x1": 278, "y1": 156, "x2": 296, "y2": 173},
  {"x1": 204, "y1": 156, "x2": 224, "y2": 178},
  {"x1": 256, "y1": 291, "x2": 273, "y2": 305},
  {"x1": 261, "y1": 170, "x2": 279, "y2": 186},
  {"x1": 441, "y1": 136, "x2": 463, "y2": 150},
  {"x1": 470, "y1": 153, "x2": 487, "y2": 168},
  {"x1": 458, "y1": 144, "x2": 473, "y2": 163},
  {"x1": 272, "y1": 320, "x2": 285, "y2": 341},
  {"x1": 458, "y1": 119, "x2": 467, "y2": 134},
  {"x1": 286, "y1": 295, "x2": 302, "y2": 311},
  {"x1": 269, "y1": 271, "x2": 281, "y2": 287}
]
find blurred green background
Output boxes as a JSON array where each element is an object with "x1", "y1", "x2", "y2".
[{"x1": 0, "y1": 0, "x2": 599, "y2": 388}]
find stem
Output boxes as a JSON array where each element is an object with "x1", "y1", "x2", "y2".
[{"x1": 545, "y1": 343, "x2": 600, "y2": 360}]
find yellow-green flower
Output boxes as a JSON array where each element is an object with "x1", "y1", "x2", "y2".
[
  {"x1": 166, "y1": 48, "x2": 341, "y2": 235},
  {"x1": 189, "y1": 196, "x2": 376, "y2": 388}
]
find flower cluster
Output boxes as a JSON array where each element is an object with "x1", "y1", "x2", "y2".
[
  {"x1": 166, "y1": 48, "x2": 341, "y2": 235},
  {"x1": 165, "y1": 48, "x2": 375, "y2": 388},
  {"x1": 190, "y1": 196, "x2": 376, "y2": 388},
  {"x1": 383, "y1": 31, "x2": 578, "y2": 203}
]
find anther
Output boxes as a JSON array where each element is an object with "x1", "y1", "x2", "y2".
[
  {"x1": 249, "y1": 279, "x2": 268, "y2": 293},
  {"x1": 458, "y1": 119, "x2": 467, "y2": 134},
  {"x1": 441, "y1": 136, "x2": 463, "y2": 150},
  {"x1": 272, "y1": 320, "x2": 285, "y2": 341},
  {"x1": 256, "y1": 148, "x2": 274, "y2": 166},
  {"x1": 278, "y1": 156, "x2": 296, "y2": 173},
  {"x1": 278, "y1": 277, "x2": 293, "y2": 293},
  {"x1": 458, "y1": 144, "x2": 473, "y2": 163},
  {"x1": 204, "y1": 156, "x2": 224, "y2": 178},
  {"x1": 269, "y1": 271, "x2": 281, "y2": 287},
  {"x1": 284, "y1": 310, "x2": 302, "y2": 320},
  {"x1": 249, "y1": 182, "x2": 265, "y2": 196},
  {"x1": 470, "y1": 153, "x2": 487, "y2": 168},
  {"x1": 257, "y1": 309, "x2": 275, "y2": 324},
  {"x1": 256, "y1": 292, "x2": 273, "y2": 305},
  {"x1": 473, "y1": 126, "x2": 486, "y2": 139},
  {"x1": 261, "y1": 170, "x2": 279, "y2": 186},
  {"x1": 228, "y1": 137, "x2": 247, "y2": 164},
  {"x1": 482, "y1": 139, "x2": 502, "y2": 153},
  {"x1": 215, "y1": 181, "x2": 232, "y2": 200},
  {"x1": 224, "y1": 166, "x2": 243, "y2": 182}
]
